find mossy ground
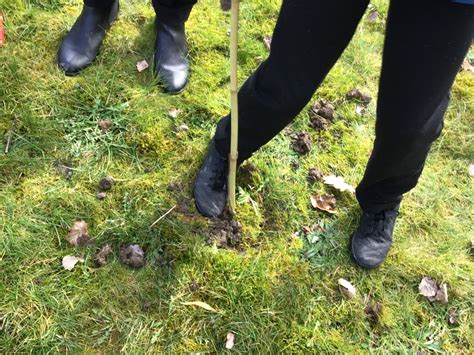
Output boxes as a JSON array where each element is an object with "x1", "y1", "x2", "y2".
[{"x1": 1, "y1": 0, "x2": 473, "y2": 352}]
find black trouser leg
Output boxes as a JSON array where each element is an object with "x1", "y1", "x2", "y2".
[
  {"x1": 215, "y1": 0, "x2": 370, "y2": 160},
  {"x1": 356, "y1": 0, "x2": 474, "y2": 212},
  {"x1": 152, "y1": 0, "x2": 197, "y2": 25},
  {"x1": 84, "y1": 0, "x2": 115, "y2": 9}
]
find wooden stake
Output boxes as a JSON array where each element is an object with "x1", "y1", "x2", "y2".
[{"x1": 228, "y1": 0, "x2": 240, "y2": 214}]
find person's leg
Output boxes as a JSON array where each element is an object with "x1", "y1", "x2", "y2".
[
  {"x1": 152, "y1": 0, "x2": 197, "y2": 93},
  {"x1": 58, "y1": 0, "x2": 119, "y2": 75},
  {"x1": 194, "y1": 0, "x2": 370, "y2": 217},
  {"x1": 351, "y1": 0, "x2": 474, "y2": 269},
  {"x1": 215, "y1": 0, "x2": 370, "y2": 161}
]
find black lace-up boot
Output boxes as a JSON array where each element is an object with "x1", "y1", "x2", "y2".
[
  {"x1": 351, "y1": 205, "x2": 400, "y2": 269},
  {"x1": 57, "y1": 1, "x2": 119, "y2": 75},
  {"x1": 193, "y1": 140, "x2": 229, "y2": 218}
]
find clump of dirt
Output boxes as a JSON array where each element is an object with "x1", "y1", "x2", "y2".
[
  {"x1": 346, "y1": 89, "x2": 372, "y2": 105},
  {"x1": 365, "y1": 297, "x2": 383, "y2": 325},
  {"x1": 167, "y1": 182, "x2": 183, "y2": 192},
  {"x1": 120, "y1": 244, "x2": 145, "y2": 268},
  {"x1": 94, "y1": 244, "x2": 113, "y2": 267},
  {"x1": 98, "y1": 119, "x2": 112, "y2": 133},
  {"x1": 99, "y1": 176, "x2": 114, "y2": 191},
  {"x1": 291, "y1": 132, "x2": 312, "y2": 155},
  {"x1": 208, "y1": 218, "x2": 243, "y2": 250},
  {"x1": 309, "y1": 99, "x2": 335, "y2": 130},
  {"x1": 308, "y1": 168, "x2": 324, "y2": 182}
]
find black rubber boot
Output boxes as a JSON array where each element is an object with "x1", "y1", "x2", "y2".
[
  {"x1": 351, "y1": 205, "x2": 400, "y2": 269},
  {"x1": 154, "y1": 21, "x2": 189, "y2": 94},
  {"x1": 193, "y1": 140, "x2": 229, "y2": 218},
  {"x1": 57, "y1": 1, "x2": 119, "y2": 75}
]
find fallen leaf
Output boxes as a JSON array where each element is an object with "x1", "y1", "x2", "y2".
[
  {"x1": 96, "y1": 191, "x2": 107, "y2": 200},
  {"x1": 419, "y1": 277, "x2": 448, "y2": 303},
  {"x1": 355, "y1": 105, "x2": 365, "y2": 115},
  {"x1": 346, "y1": 89, "x2": 372, "y2": 105},
  {"x1": 225, "y1": 332, "x2": 235, "y2": 350},
  {"x1": 308, "y1": 168, "x2": 324, "y2": 182},
  {"x1": 176, "y1": 123, "x2": 189, "y2": 132},
  {"x1": 447, "y1": 308, "x2": 459, "y2": 325},
  {"x1": 168, "y1": 108, "x2": 182, "y2": 119},
  {"x1": 435, "y1": 283, "x2": 448, "y2": 304},
  {"x1": 182, "y1": 301, "x2": 218, "y2": 313},
  {"x1": 367, "y1": 10, "x2": 379, "y2": 22},
  {"x1": 323, "y1": 175, "x2": 355, "y2": 193},
  {"x1": 98, "y1": 119, "x2": 112, "y2": 133},
  {"x1": 263, "y1": 35, "x2": 272, "y2": 51},
  {"x1": 94, "y1": 244, "x2": 113, "y2": 267},
  {"x1": 62, "y1": 255, "x2": 84, "y2": 271},
  {"x1": 338, "y1": 278, "x2": 357, "y2": 299},
  {"x1": 67, "y1": 220, "x2": 95, "y2": 246},
  {"x1": 136, "y1": 60, "x2": 149, "y2": 72},
  {"x1": 461, "y1": 58, "x2": 474, "y2": 72},
  {"x1": 310, "y1": 194, "x2": 337, "y2": 214},
  {"x1": 120, "y1": 244, "x2": 145, "y2": 268},
  {"x1": 292, "y1": 132, "x2": 312, "y2": 154},
  {"x1": 99, "y1": 176, "x2": 114, "y2": 191},
  {"x1": 468, "y1": 163, "x2": 474, "y2": 177},
  {"x1": 419, "y1": 277, "x2": 438, "y2": 299}
]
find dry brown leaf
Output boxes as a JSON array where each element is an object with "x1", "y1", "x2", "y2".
[
  {"x1": 419, "y1": 277, "x2": 448, "y2": 303},
  {"x1": 225, "y1": 332, "x2": 235, "y2": 349},
  {"x1": 168, "y1": 108, "x2": 182, "y2": 119},
  {"x1": 323, "y1": 175, "x2": 355, "y2": 193},
  {"x1": 419, "y1": 277, "x2": 438, "y2": 298},
  {"x1": 62, "y1": 255, "x2": 84, "y2": 271},
  {"x1": 94, "y1": 244, "x2": 113, "y2": 267},
  {"x1": 338, "y1": 278, "x2": 357, "y2": 299},
  {"x1": 435, "y1": 283, "x2": 448, "y2": 304},
  {"x1": 468, "y1": 163, "x2": 474, "y2": 177},
  {"x1": 176, "y1": 123, "x2": 189, "y2": 132},
  {"x1": 120, "y1": 244, "x2": 145, "y2": 268},
  {"x1": 310, "y1": 194, "x2": 336, "y2": 214},
  {"x1": 182, "y1": 301, "x2": 218, "y2": 313},
  {"x1": 136, "y1": 60, "x2": 149, "y2": 72},
  {"x1": 67, "y1": 220, "x2": 95, "y2": 246}
]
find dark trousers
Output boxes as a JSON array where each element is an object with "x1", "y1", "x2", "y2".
[
  {"x1": 84, "y1": 0, "x2": 197, "y2": 24},
  {"x1": 215, "y1": 0, "x2": 474, "y2": 212}
]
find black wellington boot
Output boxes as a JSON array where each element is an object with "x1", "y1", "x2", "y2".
[
  {"x1": 154, "y1": 21, "x2": 189, "y2": 94},
  {"x1": 193, "y1": 140, "x2": 229, "y2": 218},
  {"x1": 57, "y1": 1, "x2": 119, "y2": 75},
  {"x1": 351, "y1": 205, "x2": 400, "y2": 269}
]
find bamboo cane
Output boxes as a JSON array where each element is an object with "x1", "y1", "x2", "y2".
[{"x1": 228, "y1": 0, "x2": 239, "y2": 214}]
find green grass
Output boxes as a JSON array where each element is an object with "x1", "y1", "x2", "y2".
[{"x1": 1, "y1": 0, "x2": 473, "y2": 352}]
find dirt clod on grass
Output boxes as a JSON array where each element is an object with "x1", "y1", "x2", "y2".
[
  {"x1": 94, "y1": 244, "x2": 113, "y2": 267},
  {"x1": 98, "y1": 119, "x2": 112, "y2": 133},
  {"x1": 346, "y1": 89, "x2": 372, "y2": 105},
  {"x1": 365, "y1": 297, "x2": 383, "y2": 324},
  {"x1": 309, "y1": 100, "x2": 335, "y2": 131},
  {"x1": 208, "y1": 218, "x2": 243, "y2": 250},
  {"x1": 308, "y1": 168, "x2": 324, "y2": 182},
  {"x1": 291, "y1": 132, "x2": 312, "y2": 155},
  {"x1": 120, "y1": 244, "x2": 145, "y2": 268},
  {"x1": 98, "y1": 176, "x2": 114, "y2": 191}
]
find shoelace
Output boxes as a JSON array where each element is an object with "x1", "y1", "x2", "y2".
[{"x1": 360, "y1": 211, "x2": 387, "y2": 241}]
